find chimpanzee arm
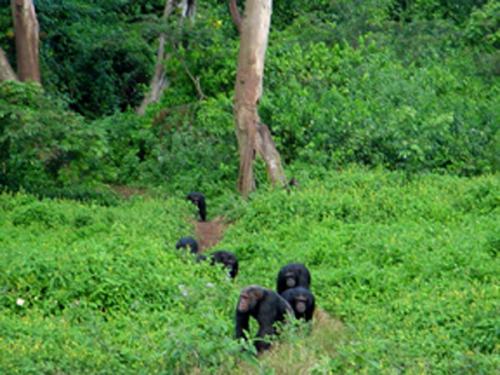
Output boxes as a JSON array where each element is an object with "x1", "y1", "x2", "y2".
[
  {"x1": 235, "y1": 310, "x2": 250, "y2": 339},
  {"x1": 305, "y1": 295, "x2": 315, "y2": 321},
  {"x1": 199, "y1": 200, "x2": 207, "y2": 221},
  {"x1": 305, "y1": 305, "x2": 314, "y2": 321}
]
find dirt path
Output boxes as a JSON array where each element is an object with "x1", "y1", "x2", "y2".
[{"x1": 195, "y1": 216, "x2": 227, "y2": 251}]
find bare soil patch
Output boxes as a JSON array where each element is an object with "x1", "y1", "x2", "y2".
[{"x1": 195, "y1": 216, "x2": 227, "y2": 251}]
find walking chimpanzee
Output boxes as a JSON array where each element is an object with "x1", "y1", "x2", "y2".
[
  {"x1": 211, "y1": 250, "x2": 239, "y2": 279},
  {"x1": 196, "y1": 250, "x2": 239, "y2": 279},
  {"x1": 276, "y1": 263, "x2": 311, "y2": 294},
  {"x1": 175, "y1": 236, "x2": 199, "y2": 254},
  {"x1": 186, "y1": 192, "x2": 207, "y2": 221},
  {"x1": 235, "y1": 285, "x2": 293, "y2": 352}
]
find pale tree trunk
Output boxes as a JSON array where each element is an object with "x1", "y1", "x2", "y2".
[
  {"x1": 137, "y1": 0, "x2": 197, "y2": 115},
  {"x1": 0, "y1": 47, "x2": 18, "y2": 81},
  {"x1": 234, "y1": 0, "x2": 286, "y2": 197},
  {"x1": 137, "y1": 0, "x2": 175, "y2": 115},
  {"x1": 179, "y1": 0, "x2": 196, "y2": 18},
  {"x1": 11, "y1": 0, "x2": 40, "y2": 83}
]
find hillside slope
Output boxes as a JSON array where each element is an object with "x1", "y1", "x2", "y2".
[{"x1": 0, "y1": 169, "x2": 498, "y2": 373}]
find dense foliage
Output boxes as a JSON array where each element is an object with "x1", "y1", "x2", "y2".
[
  {"x1": 0, "y1": 0, "x2": 498, "y2": 373},
  {"x1": 1, "y1": 170, "x2": 498, "y2": 373},
  {"x1": 1, "y1": 0, "x2": 498, "y2": 195},
  {"x1": 0, "y1": 81, "x2": 110, "y2": 192}
]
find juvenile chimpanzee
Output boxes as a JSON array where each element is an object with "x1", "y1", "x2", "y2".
[
  {"x1": 281, "y1": 287, "x2": 315, "y2": 322},
  {"x1": 211, "y1": 250, "x2": 239, "y2": 279},
  {"x1": 235, "y1": 285, "x2": 293, "y2": 352},
  {"x1": 186, "y1": 192, "x2": 207, "y2": 221},
  {"x1": 276, "y1": 263, "x2": 311, "y2": 294},
  {"x1": 175, "y1": 236, "x2": 199, "y2": 254}
]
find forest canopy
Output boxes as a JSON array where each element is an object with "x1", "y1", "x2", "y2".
[{"x1": 1, "y1": 0, "x2": 498, "y2": 197}]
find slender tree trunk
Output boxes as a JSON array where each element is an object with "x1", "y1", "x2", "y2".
[
  {"x1": 179, "y1": 0, "x2": 196, "y2": 19},
  {"x1": 234, "y1": 0, "x2": 286, "y2": 197},
  {"x1": 0, "y1": 47, "x2": 18, "y2": 81},
  {"x1": 137, "y1": 0, "x2": 197, "y2": 115},
  {"x1": 137, "y1": 0, "x2": 176, "y2": 115},
  {"x1": 11, "y1": 0, "x2": 40, "y2": 83},
  {"x1": 229, "y1": 0, "x2": 242, "y2": 33}
]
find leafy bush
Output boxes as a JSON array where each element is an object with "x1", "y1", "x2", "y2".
[
  {"x1": 465, "y1": 0, "x2": 500, "y2": 50},
  {"x1": 93, "y1": 94, "x2": 238, "y2": 196},
  {"x1": 36, "y1": 0, "x2": 156, "y2": 117},
  {"x1": 261, "y1": 38, "x2": 499, "y2": 175},
  {"x1": 0, "y1": 81, "x2": 110, "y2": 191},
  {"x1": 391, "y1": 0, "x2": 488, "y2": 23}
]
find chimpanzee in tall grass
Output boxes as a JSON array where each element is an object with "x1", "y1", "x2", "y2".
[
  {"x1": 281, "y1": 287, "x2": 315, "y2": 322},
  {"x1": 175, "y1": 236, "x2": 199, "y2": 254},
  {"x1": 196, "y1": 250, "x2": 239, "y2": 279},
  {"x1": 235, "y1": 285, "x2": 293, "y2": 352},
  {"x1": 211, "y1": 250, "x2": 239, "y2": 279},
  {"x1": 186, "y1": 192, "x2": 206, "y2": 221},
  {"x1": 276, "y1": 263, "x2": 311, "y2": 294}
]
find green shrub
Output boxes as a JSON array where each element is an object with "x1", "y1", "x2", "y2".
[
  {"x1": 0, "y1": 81, "x2": 110, "y2": 192},
  {"x1": 465, "y1": 0, "x2": 500, "y2": 50}
]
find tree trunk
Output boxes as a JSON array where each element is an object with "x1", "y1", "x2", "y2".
[
  {"x1": 0, "y1": 47, "x2": 18, "y2": 81},
  {"x1": 179, "y1": 0, "x2": 196, "y2": 19},
  {"x1": 137, "y1": 0, "x2": 197, "y2": 115},
  {"x1": 234, "y1": 0, "x2": 286, "y2": 197},
  {"x1": 137, "y1": 0, "x2": 176, "y2": 115},
  {"x1": 11, "y1": 0, "x2": 40, "y2": 83}
]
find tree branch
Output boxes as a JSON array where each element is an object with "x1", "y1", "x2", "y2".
[{"x1": 229, "y1": 0, "x2": 242, "y2": 33}]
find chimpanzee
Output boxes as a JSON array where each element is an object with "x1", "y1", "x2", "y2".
[
  {"x1": 281, "y1": 287, "x2": 315, "y2": 322},
  {"x1": 186, "y1": 192, "x2": 207, "y2": 221},
  {"x1": 211, "y1": 250, "x2": 239, "y2": 279},
  {"x1": 175, "y1": 236, "x2": 199, "y2": 254},
  {"x1": 235, "y1": 285, "x2": 293, "y2": 352},
  {"x1": 276, "y1": 263, "x2": 311, "y2": 294},
  {"x1": 195, "y1": 254, "x2": 207, "y2": 262}
]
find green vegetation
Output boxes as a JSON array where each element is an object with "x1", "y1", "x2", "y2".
[
  {"x1": 1, "y1": 0, "x2": 499, "y2": 195},
  {"x1": 1, "y1": 169, "x2": 498, "y2": 373},
  {"x1": 1, "y1": 0, "x2": 499, "y2": 373}
]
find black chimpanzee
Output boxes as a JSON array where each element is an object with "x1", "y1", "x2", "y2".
[
  {"x1": 186, "y1": 192, "x2": 207, "y2": 221},
  {"x1": 235, "y1": 285, "x2": 293, "y2": 352},
  {"x1": 281, "y1": 287, "x2": 315, "y2": 322},
  {"x1": 175, "y1": 236, "x2": 199, "y2": 254},
  {"x1": 276, "y1": 263, "x2": 311, "y2": 294},
  {"x1": 211, "y1": 250, "x2": 238, "y2": 279}
]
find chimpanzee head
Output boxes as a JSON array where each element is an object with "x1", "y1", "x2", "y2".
[
  {"x1": 292, "y1": 292, "x2": 308, "y2": 314},
  {"x1": 237, "y1": 286, "x2": 265, "y2": 313},
  {"x1": 277, "y1": 263, "x2": 311, "y2": 294},
  {"x1": 284, "y1": 271, "x2": 297, "y2": 288},
  {"x1": 281, "y1": 287, "x2": 315, "y2": 321}
]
